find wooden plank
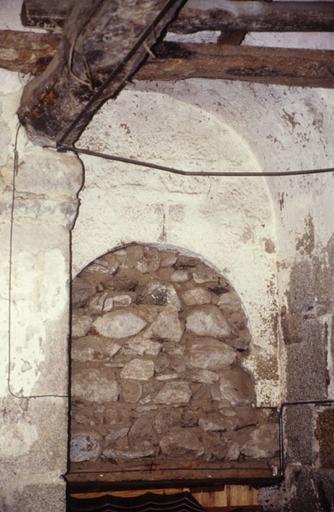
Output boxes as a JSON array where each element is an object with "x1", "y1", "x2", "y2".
[
  {"x1": 0, "y1": 30, "x2": 60, "y2": 75},
  {"x1": 66, "y1": 460, "x2": 278, "y2": 492},
  {"x1": 17, "y1": 0, "x2": 187, "y2": 145},
  {"x1": 21, "y1": 0, "x2": 334, "y2": 32},
  {"x1": 136, "y1": 42, "x2": 334, "y2": 88}
]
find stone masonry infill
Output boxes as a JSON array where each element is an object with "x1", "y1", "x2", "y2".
[{"x1": 70, "y1": 245, "x2": 278, "y2": 466}]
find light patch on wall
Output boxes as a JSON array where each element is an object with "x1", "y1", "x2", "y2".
[
  {"x1": 0, "y1": 420, "x2": 38, "y2": 458},
  {"x1": 10, "y1": 248, "x2": 67, "y2": 395}
]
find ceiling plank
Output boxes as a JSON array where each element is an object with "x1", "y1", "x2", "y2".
[
  {"x1": 17, "y1": 0, "x2": 187, "y2": 145},
  {"x1": 2, "y1": 32, "x2": 334, "y2": 89},
  {"x1": 21, "y1": 0, "x2": 334, "y2": 33},
  {"x1": 137, "y1": 42, "x2": 334, "y2": 88}
]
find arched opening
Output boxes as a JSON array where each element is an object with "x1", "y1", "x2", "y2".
[{"x1": 68, "y1": 243, "x2": 278, "y2": 492}]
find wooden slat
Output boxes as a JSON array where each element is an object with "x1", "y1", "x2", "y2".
[
  {"x1": 17, "y1": 0, "x2": 187, "y2": 145},
  {"x1": 137, "y1": 42, "x2": 334, "y2": 88},
  {"x1": 21, "y1": 0, "x2": 334, "y2": 33}
]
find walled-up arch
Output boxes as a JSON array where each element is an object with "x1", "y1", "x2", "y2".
[
  {"x1": 70, "y1": 243, "x2": 278, "y2": 482},
  {"x1": 72, "y1": 88, "x2": 279, "y2": 406}
]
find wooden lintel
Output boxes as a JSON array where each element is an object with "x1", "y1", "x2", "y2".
[
  {"x1": 17, "y1": 0, "x2": 187, "y2": 145},
  {"x1": 66, "y1": 459, "x2": 279, "y2": 492},
  {"x1": 136, "y1": 42, "x2": 334, "y2": 89},
  {"x1": 21, "y1": 0, "x2": 334, "y2": 33}
]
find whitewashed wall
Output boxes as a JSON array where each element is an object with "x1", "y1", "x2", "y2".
[{"x1": 1, "y1": 1, "x2": 334, "y2": 509}]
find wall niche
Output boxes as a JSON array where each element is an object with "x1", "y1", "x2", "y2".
[{"x1": 69, "y1": 244, "x2": 278, "y2": 483}]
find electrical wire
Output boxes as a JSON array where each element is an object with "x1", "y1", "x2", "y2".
[
  {"x1": 7, "y1": 124, "x2": 67, "y2": 400},
  {"x1": 53, "y1": 144, "x2": 334, "y2": 178}
]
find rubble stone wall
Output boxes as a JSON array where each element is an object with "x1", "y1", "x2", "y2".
[{"x1": 71, "y1": 244, "x2": 278, "y2": 467}]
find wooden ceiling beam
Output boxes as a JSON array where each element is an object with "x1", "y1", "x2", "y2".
[
  {"x1": 137, "y1": 42, "x2": 334, "y2": 88},
  {"x1": 17, "y1": 0, "x2": 187, "y2": 145},
  {"x1": 2, "y1": 31, "x2": 334, "y2": 90},
  {"x1": 21, "y1": 0, "x2": 334, "y2": 33}
]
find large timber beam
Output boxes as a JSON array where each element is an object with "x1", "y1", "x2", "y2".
[
  {"x1": 137, "y1": 42, "x2": 334, "y2": 88},
  {"x1": 17, "y1": 0, "x2": 186, "y2": 145},
  {"x1": 21, "y1": 0, "x2": 334, "y2": 33},
  {"x1": 2, "y1": 32, "x2": 334, "y2": 89}
]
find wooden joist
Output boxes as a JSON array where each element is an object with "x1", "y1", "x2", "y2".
[
  {"x1": 17, "y1": 0, "x2": 187, "y2": 145},
  {"x1": 137, "y1": 42, "x2": 334, "y2": 88},
  {"x1": 3, "y1": 31, "x2": 334, "y2": 90},
  {"x1": 21, "y1": 0, "x2": 334, "y2": 33}
]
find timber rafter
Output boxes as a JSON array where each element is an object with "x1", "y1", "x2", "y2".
[{"x1": 17, "y1": 0, "x2": 187, "y2": 145}]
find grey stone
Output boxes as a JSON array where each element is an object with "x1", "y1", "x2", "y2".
[
  {"x1": 72, "y1": 314, "x2": 92, "y2": 338},
  {"x1": 217, "y1": 291, "x2": 241, "y2": 310},
  {"x1": 226, "y1": 442, "x2": 240, "y2": 461},
  {"x1": 219, "y1": 367, "x2": 255, "y2": 406},
  {"x1": 136, "y1": 248, "x2": 160, "y2": 273},
  {"x1": 189, "y1": 369, "x2": 219, "y2": 384},
  {"x1": 72, "y1": 278, "x2": 96, "y2": 307},
  {"x1": 193, "y1": 268, "x2": 218, "y2": 284},
  {"x1": 129, "y1": 416, "x2": 156, "y2": 443},
  {"x1": 182, "y1": 287, "x2": 212, "y2": 306},
  {"x1": 241, "y1": 424, "x2": 278, "y2": 458},
  {"x1": 71, "y1": 336, "x2": 121, "y2": 362},
  {"x1": 120, "y1": 359, "x2": 154, "y2": 380},
  {"x1": 171, "y1": 270, "x2": 189, "y2": 282},
  {"x1": 187, "y1": 338, "x2": 236, "y2": 370},
  {"x1": 154, "y1": 409, "x2": 182, "y2": 434},
  {"x1": 103, "y1": 441, "x2": 155, "y2": 461},
  {"x1": 85, "y1": 260, "x2": 112, "y2": 274},
  {"x1": 72, "y1": 369, "x2": 119, "y2": 402},
  {"x1": 141, "y1": 282, "x2": 181, "y2": 310},
  {"x1": 160, "y1": 429, "x2": 203, "y2": 457},
  {"x1": 149, "y1": 305, "x2": 183, "y2": 342},
  {"x1": 112, "y1": 294, "x2": 132, "y2": 307},
  {"x1": 70, "y1": 432, "x2": 101, "y2": 462},
  {"x1": 199, "y1": 414, "x2": 227, "y2": 432},
  {"x1": 123, "y1": 337, "x2": 162, "y2": 356},
  {"x1": 93, "y1": 310, "x2": 146, "y2": 338},
  {"x1": 156, "y1": 373, "x2": 179, "y2": 381},
  {"x1": 121, "y1": 380, "x2": 142, "y2": 403},
  {"x1": 186, "y1": 306, "x2": 231, "y2": 338},
  {"x1": 154, "y1": 381, "x2": 192, "y2": 405},
  {"x1": 88, "y1": 292, "x2": 110, "y2": 314},
  {"x1": 125, "y1": 245, "x2": 144, "y2": 267},
  {"x1": 160, "y1": 251, "x2": 177, "y2": 267},
  {"x1": 105, "y1": 424, "x2": 130, "y2": 443}
]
